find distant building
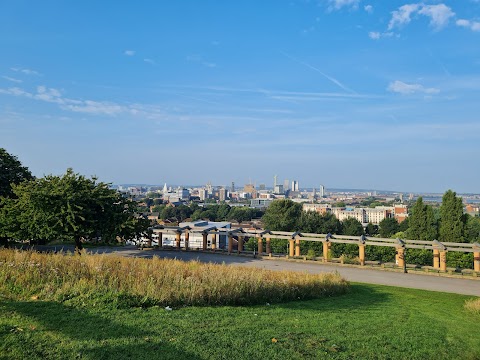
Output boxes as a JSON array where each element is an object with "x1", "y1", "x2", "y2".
[
  {"x1": 284, "y1": 179, "x2": 289, "y2": 191},
  {"x1": 319, "y1": 185, "x2": 326, "y2": 198},
  {"x1": 303, "y1": 203, "x2": 330, "y2": 215},
  {"x1": 250, "y1": 198, "x2": 273, "y2": 208},
  {"x1": 259, "y1": 184, "x2": 266, "y2": 190},
  {"x1": 291, "y1": 180, "x2": 299, "y2": 192},
  {"x1": 219, "y1": 188, "x2": 228, "y2": 202},
  {"x1": 198, "y1": 188, "x2": 207, "y2": 201},
  {"x1": 274, "y1": 184, "x2": 284, "y2": 194}
]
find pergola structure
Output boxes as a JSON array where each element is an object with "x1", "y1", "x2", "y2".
[{"x1": 149, "y1": 226, "x2": 480, "y2": 273}]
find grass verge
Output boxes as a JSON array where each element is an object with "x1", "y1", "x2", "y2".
[{"x1": 0, "y1": 249, "x2": 348, "y2": 307}]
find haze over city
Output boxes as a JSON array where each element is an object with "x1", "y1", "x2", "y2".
[{"x1": 1, "y1": 1, "x2": 479, "y2": 193}]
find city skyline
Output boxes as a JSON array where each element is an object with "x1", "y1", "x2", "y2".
[{"x1": 1, "y1": 1, "x2": 480, "y2": 193}]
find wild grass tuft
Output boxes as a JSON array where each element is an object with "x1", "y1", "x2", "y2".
[
  {"x1": 464, "y1": 297, "x2": 480, "y2": 315},
  {"x1": 0, "y1": 249, "x2": 348, "y2": 308}
]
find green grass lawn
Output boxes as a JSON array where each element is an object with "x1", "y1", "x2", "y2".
[{"x1": 1, "y1": 284, "x2": 479, "y2": 360}]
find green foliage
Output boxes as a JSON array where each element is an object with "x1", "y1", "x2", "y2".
[
  {"x1": 446, "y1": 252, "x2": 473, "y2": 269},
  {"x1": 406, "y1": 197, "x2": 438, "y2": 241},
  {"x1": 269, "y1": 238, "x2": 289, "y2": 254},
  {"x1": 262, "y1": 199, "x2": 302, "y2": 231},
  {"x1": 379, "y1": 217, "x2": 399, "y2": 238},
  {"x1": 330, "y1": 243, "x2": 359, "y2": 258},
  {"x1": 465, "y1": 215, "x2": 480, "y2": 243},
  {"x1": 0, "y1": 148, "x2": 34, "y2": 199},
  {"x1": 342, "y1": 218, "x2": 364, "y2": 236},
  {"x1": 0, "y1": 169, "x2": 148, "y2": 247},
  {"x1": 440, "y1": 190, "x2": 467, "y2": 243},
  {"x1": 306, "y1": 248, "x2": 317, "y2": 260},
  {"x1": 299, "y1": 211, "x2": 342, "y2": 234},
  {"x1": 365, "y1": 246, "x2": 396, "y2": 263},
  {"x1": 405, "y1": 249, "x2": 433, "y2": 266},
  {"x1": 365, "y1": 222, "x2": 378, "y2": 236}
]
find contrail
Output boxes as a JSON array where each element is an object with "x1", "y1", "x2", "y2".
[{"x1": 280, "y1": 51, "x2": 357, "y2": 94}]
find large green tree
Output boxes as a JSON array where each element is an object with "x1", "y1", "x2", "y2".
[
  {"x1": 406, "y1": 197, "x2": 438, "y2": 240},
  {"x1": 298, "y1": 211, "x2": 342, "y2": 234},
  {"x1": 342, "y1": 217, "x2": 364, "y2": 236},
  {"x1": 262, "y1": 199, "x2": 302, "y2": 231},
  {"x1": 379, "y1": 217, "x2": 399, "y2": 238},
  {"x1": 0, "y1": 148, "x2": 33, "y2": 198},
  {"x1": 439, "y1": 190, "x2": 467, "y2": 243},
  {"x1": 1, "y1": 169, "x2": 149, "y2": 251}
]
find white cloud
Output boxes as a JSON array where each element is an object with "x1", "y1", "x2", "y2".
[
  {"x1": 144, "y1": 58, "x2": 155, "y2": 64},
  {"x1": 388, "y1": 3, "x2": 454, "y2": 31},
  {"x1": 124, "y1": 50, "x2": 135, "y2": 56},
  {"x1": 328, "y1": 0, "x2": 360, "y2": 11},
  {"x1": 417, "y1": 4, "x2": 455, "y2": 29},
  {"x1": 387, "y1": 80, "x2": 440, "y2": 95},
  {"x1": 456, "y1": 18, "x2": 480, "y2": 31},
  {"x1": 2, "y1": 76, "x2": 22, "y2": 83},
  {"x1": 364, "y1": 5, "x2": 373, "y2": 13},
  {"x1": 388, "y1": 4, "x2": 421, "y2": 30},
  {"x1": 369, "y1": 31, "x2": 381, "y2": 39},
  {"x1": 10, "y1": 67, "x2": 41, "y2": 76}
]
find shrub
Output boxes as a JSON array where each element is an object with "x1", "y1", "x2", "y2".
[{"x1": 464, "y1": 298, "x2": 480, "y2": 315}]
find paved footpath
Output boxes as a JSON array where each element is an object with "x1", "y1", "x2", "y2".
[{"x1": 84, "y1": 246, "x2": 480, "y2": 296}]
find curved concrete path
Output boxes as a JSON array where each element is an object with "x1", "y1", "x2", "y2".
[{"x1": 87, "y1": 247, "x2": 480, "y2": 296}]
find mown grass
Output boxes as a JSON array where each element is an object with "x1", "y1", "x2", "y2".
[
  {"x1": 0, "y1": 249, "x2": 348, "y2": 307},
  {"x1": 0, "y1": 284, "x2": 479, "y2": 360}
]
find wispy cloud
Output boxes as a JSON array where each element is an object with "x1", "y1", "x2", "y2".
[
  {"x1": 328, "y1": 0, "x2": 360, "y2": 11},
  {"x1": 10, "y1": 67, "x2": 41, "y2": 76},
  {"x1": 2, "y1": 76, "x2": 22, "y2": 83},
  {"x1": 124, "y1": 50, "x2": 135, "y2": 56},
  {"x1": 281, "y1": 51, "x2": 356, "y2": 94},
  {"x1": 387, "y1": 80, "x2": 440, "y2": 95},
  {"x1": 186, "y1": 54, "x2": 217, "y2": 68},
  {"x1": 364, "y1": 5, "x2": 373, "y2": 14},
  {"x1": 388, "y1": 3, "x2": 455, "y2": 31},
  {"x1": 456, "y1": 18, "x2": 480, "y2": 31},
  {"x1": 143, "y1": 58, "x2": 155, "y2": 65}
]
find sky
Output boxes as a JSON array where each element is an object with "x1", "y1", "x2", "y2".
[{"x1": 1, "y1": 0, "x2": 480, "y2": 194}]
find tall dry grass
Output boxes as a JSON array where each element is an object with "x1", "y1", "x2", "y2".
[
  {"x1": 464, "y1": 298, "x2": 480, "y2": 315},
  {"x1": 0, "y1": 249, "x2": 349, "y2": 307}
]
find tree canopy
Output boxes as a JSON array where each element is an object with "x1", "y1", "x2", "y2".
[
  {"x1": 0, "y1": 169, "x2": 149, "y2": 250},
  {"x1": 439, "y1": 190, "x2": 466, "y2": 243},
  {"x1": 0, "y1": 148, "x2": 33, "y2": 198},
  {"x1": 262, "y1": 199, "x2": 302, "y2": 231}
]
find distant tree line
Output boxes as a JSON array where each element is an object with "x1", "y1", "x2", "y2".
[{"x1": 260, "y1": 198, "x2": 480, "y2": 269}]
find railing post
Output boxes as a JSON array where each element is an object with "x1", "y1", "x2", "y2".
[
  {"x1": 397, "y1": 247, "x2": 405, "y2": 268},
  {"x1": 266, "y1": 236, "x2": 271, "y2": 255},
  {"x1": 440, "y1": 251, "x2": 447, "y2": 272},
  {"x1": 289, "y1": 239, "x2": 295, "y2": 257},
  {"x1": 295, "y1": 237, "x2": 300, "y2": 257},
  {"x1": 228, "y1": 234, "x2": 233, "y2": 254},
  {"x1": 158, "y1": 231, "x2": 163, "y2": 248},
  {"x1": 211, "y1": 233, "x2": 216, "y2": 250},
  {"x1": 474, "y1": 251, "x2": 480, "y2": 272},
  {"x1": 202, "y1": 232, "x2": 207, "y2": 251},
  {"x1": 175, "y1": 232, "x2": 181, "y2": 250},
  {"x1": 323, "y1": 241, "x2": 331, "y2": 262},
  {"x1": 433, "y1": 249, "x2": 440, "y2": 268},
  {"x1": 238, "y1": 236, "x2": 243, "y2": 253},
  {"x1": 184, "y1": 231, "x2": 189, "y2": 251},
  {"x1": 257, "y1": 235, "x2": 263, "y2": 255},
  {"x1": 359, "y1": 245, "x2": 365, "y2": 266}
]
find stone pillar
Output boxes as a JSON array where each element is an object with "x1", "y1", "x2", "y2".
[
  {"x1": 433, "y1": 249, "x2": 440, "y2": 269},
  {"x1": 474, "y1": 252, "x2": 480, "y2": 272},
  {"x1": 211, "y1": 233, "x2": 216, "y2": 250},
  {"x1": 184, "y1": 231, "x2": 189, "y2": 251},
  {"x1": 175, "y1": 232, "x2": 181, "y2": 250},
  {"x1": 238, "y1": 236, "x2": 243, "y2": 253},
  {"x1": 158, "y1": 232, "x2": 163, "y2": 248},
  {"x1": 440, "y1": 251, "x2": 447, "y2": 272},
  {"x1": 359, "y1": 244, "x2": 365, "y2": 266},
  {"x1": 397, "y1": 248, "x2": 405, "y2": 268},
  {"x1": 289, "y1": 239, "x2": 295, "y2": 257},
  {"x1": 257, "y1": 235, "x2": 263, "y2": 255},
  {"x1": 228, "y1": 235, "x2": 233, "y2": 254},
  {"x1": 202, "y1": 233, "x2": 207, "y2": 251},
  {"x1": 266, "y1": 236, "x2": 271, "y2": 255},
  {"x1": 323, "y1": 242, "x2": 330, "y2": 262},
  {"x1": 147, "y1": 236, "x2": 152, "y2": 248},
  {"x1": 295, "y1": 238, "x2": 300, "y2": 257}
]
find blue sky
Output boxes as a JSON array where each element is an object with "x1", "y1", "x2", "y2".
[{"x1": 1, "y1": 0, "x2": 480, "y2": 193}]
